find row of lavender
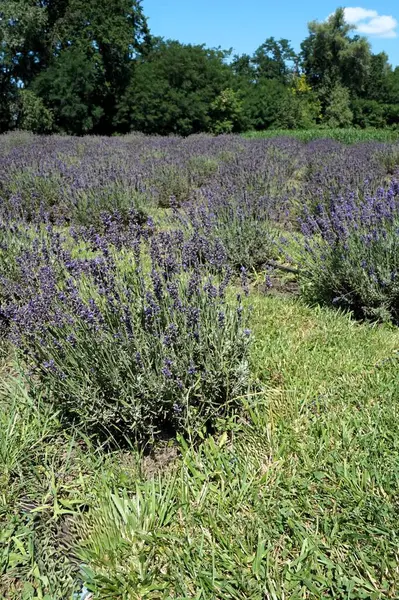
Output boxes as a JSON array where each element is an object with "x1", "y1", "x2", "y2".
[
  {"x1": 1, "y1": 132, "x2": 399, "y2": 441},
  {"x1": 1, "y1": 132, "x2": 395, "y2": 224}
]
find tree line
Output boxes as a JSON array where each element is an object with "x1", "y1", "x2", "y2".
[{"x1": 1, "y1": 2, "x2": 398, "y2": 135}]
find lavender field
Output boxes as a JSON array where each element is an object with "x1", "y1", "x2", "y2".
[{"x1": 1, "y1": 132, "x2": 399, "y2": 599}]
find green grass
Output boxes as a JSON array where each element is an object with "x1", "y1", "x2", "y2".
[
  {"x1": 242, "y1": 128, "x2": 399, "y2": 144},
  {"x1": 2, "y1": 294, "x2": 399, "y2": 598}
]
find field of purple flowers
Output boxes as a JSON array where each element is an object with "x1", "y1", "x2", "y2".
[
  {"x1": 1, "y1": 131, "x2": 399, "y2": 599},
  {"x1": 1, "y1": 132, "x2": 399, "y2": 437}
]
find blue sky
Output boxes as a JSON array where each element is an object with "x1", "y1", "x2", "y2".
[{"x1": 143, "y1": 1, "x2": 399, "y2": 67}]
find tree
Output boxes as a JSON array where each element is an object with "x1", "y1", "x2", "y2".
[
  {"x1": 0, "y1": 0, "x2": 48, "y2": 131},
  {"x1": 387, "y1": 67, "x2": 399, "y2": 105},
  {"x1": 301, "y1": 8, "x2": 371, "y2": 102},
  {"x1": 384, "y1": 104, "x2": 399, "y2": 128},
  {"x1": 287, "y1": 75, "x2": 321, "y2": 128},
  {"x1": 363, "y1": 52, "x2": 391, "y2": 103},
  {"x1": 231, "y1": 54, "x2": 256, "y2": 81},
  {"x1": 0, "y1": 1, "x2": 48, "y2": 86},
  {"x1": 48, "y1": 0, "x2": 151, "y2": 132},
  {"x1": 0, "y1": 0, "x2": 150, "y2": 133},
  {"x1": 210, "y1": 88, "x2": 247, "y2": 133},
  {"x1": 18, "y1": 89, "x2": 54, "y2": 133},
  {"x1": 352, "y1": 99, "x2": 386, "y2": 128},
  {"x1": 117, "y1": 40, "x2": 232, "y2": 135},
  {"x1": 1, "y1": 3, "x2": 396, "y2": 135},
  {"x1": 252, "y1": 37, "x2": 296, "y2": 83},
  {"x1": 242, "y1": 79, "x2": 291, "y2": 130},
  {"x1": 323, "y1": 84, "x2": 353, "y2": 128},
  {"x1": 32, "y1": 46, "x2": 105, "y2": 135}
]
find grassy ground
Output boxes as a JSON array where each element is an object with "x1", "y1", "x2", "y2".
[
  {"x1": 2, "y1": 291, "x2": 399, "y2": 599},
  {"x1": 242, "y1": 129, "x2": 399, "y2": 144}
]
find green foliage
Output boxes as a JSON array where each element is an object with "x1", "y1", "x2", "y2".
[
  {"x1": 242, "y1": 76, "x2": 321, "y2": 131},
  {"x1": 243, "y1": 79, "x2": 291, "y2": 130},
  {"x1": 0, "y1": 73, "x2": 18, "y2": 134},
  {"x1": 384, "y1": 104, "x2": 399, "y2": 129},
  {"x1": 301, "y1": 8, "x2": 372, "y2": 98},
  {"x1": 352, "y1": 98, "x2": 387, "y2": 129},
  {"x1": 231, "y1": 53, "x2": 255, "y2": 81},
  {"x1": 1, "y1": 2, "x2": 398, "y2": 135},
  {"x1": 118, "y1": 40, "x2": 232, "y2": 135},
  {"x1": 0, "y1": 0, "x2": 48, "y2": 86},
  {"x1": 274, "y1": 76, "x2": 321, "y2": 129},
  {"x1": 18, "y1": 90, "x2": 54, "y2": 134},
  {"x1": 363, "y1": 52, "x2": 392, "y2": 103},
  {"x1": 289, "y1": 75, "x2": 321, "y2": 127},
  {"x1": 50, "y1": 0, "x2": 150, "y2": 133},
  {"x1": 387, "y1": 67, "x2": 399, "y2": 104},
  {"x1": 252, "y1": 37, "x2": 296, "y2": 82},
  {"x1": 0, "y1": 0, "x2": 150, "y2": 135},
  {"x1": 210, "y1": 88, "x2": 246, "y2": 134},
  {"x1": 32, "y1": 47, "x2": 105, "y2": 135},
  {"x1": 323, "y1": 84, "x2": 353, "y2": 128}
]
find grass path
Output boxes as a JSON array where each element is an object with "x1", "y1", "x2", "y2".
[{"x1": 2, "y1": 296, "x2": 399, "y2": 598}]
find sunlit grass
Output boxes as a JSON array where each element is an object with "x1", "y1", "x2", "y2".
[
  {"x1": 243, "y1": 128, "x2": 399, "y2": 144},
  {"x1": 2, "y1": 294, "x2": 399, "y2": 598}
]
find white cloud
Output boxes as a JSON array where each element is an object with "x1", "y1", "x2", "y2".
[
  {"x1": 343, "y1": 6, "x2": 398, "y2": 38},
  {"x1": 344, "y1": 7, "x2": 377, "y2": 22}
]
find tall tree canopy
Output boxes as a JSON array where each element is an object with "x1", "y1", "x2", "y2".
[
  {"x1": 0, "y1": 5, "x2": 398, "y2": 134},
  {"x1": 252, "y1": 37, "x2": 297, "y2": 83},
  {"x1": 301, "y1": 8, "x2": 371, "y2": 96},
  {"x1": 0, "y1": 0, "x2": 150, "y2": 133},
  {"x1": 117, "y1": 39, "x2": 232, "y2": 135}
]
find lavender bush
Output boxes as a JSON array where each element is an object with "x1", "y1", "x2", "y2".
[
  {"x1": 8, "y1": 230, "x2": 250, "y2": 442},
  {"x1": 298, "y1": 179, "x2": 399, "y2": 323},
  {"x1": 175, "y1": 189, "x2": 278, "y2": 272}
]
